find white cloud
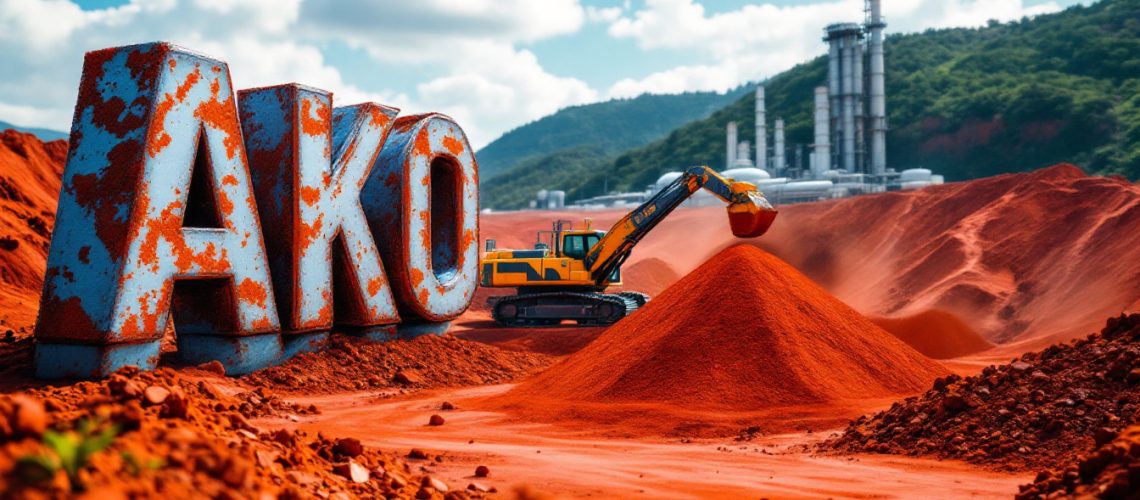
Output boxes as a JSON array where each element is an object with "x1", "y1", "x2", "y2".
[
  {"x1": 0, "y1": 0, "x2": 593, "y2": 148},
  {"x1": 601, "y1": 0, "x2": 1067, "y2": 98},
  {"x1": 586, "y1": 6, "x2": 623, "y2": 23}
]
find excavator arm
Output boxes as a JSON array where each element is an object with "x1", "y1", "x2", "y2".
[{"x1": 583, "y1": 166, "x2": 778, "y2": 284}]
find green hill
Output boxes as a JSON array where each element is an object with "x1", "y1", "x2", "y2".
[
  {"x1": 485, "y1": 0, "x2": 1140, "y2": 208},
  {"x1": 475, "y1": 89, "x2": 745, "y2": 180}
]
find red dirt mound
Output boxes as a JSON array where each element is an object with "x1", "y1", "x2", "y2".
[
  {"x1": 485, "y1": 245, "x2": 947, "y2": 436},
  {"x1": 614, "y1": 257, "x2": 679, "y2": 297},
  {"x1": 242, "y1": 334, "x2": 551, "y2": 394},
  {"x1": 872, "y1": 309, "x2": 994, "y2": 359},
  {"x1": 1018, "y1": 425, "x2": 1140, "y2": 499},
  {"x1": 0, "y1": 366, "x2": 447, "y2": 498},
  {"x1": 760, "y1": 164, "x2": 1140, "y2": 347},
  {"x1": 825, "y1": 313, "x2": 1140, "y2": 471},
  {"x1": 0, "y1": 130, "x2": 66, "y2": 328}
]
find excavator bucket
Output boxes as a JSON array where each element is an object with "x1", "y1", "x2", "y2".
[{"x1": 726, "y1": 190, "x2": 779, "y2": 237}]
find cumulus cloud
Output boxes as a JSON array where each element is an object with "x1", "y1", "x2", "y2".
[
  {"x1": 0, "y1": 0, "x2": 593, "y2": 147},
  {"x1": 601, "y1": 0, "x2": 1068, "y2": 98}
]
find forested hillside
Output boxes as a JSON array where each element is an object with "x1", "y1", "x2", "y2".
[
  {"x1": 484, "y1": 0, "x2": 1140, "y2": 208},
  {"x1": 475, "y1": 89, "x2": 745, "y2": 179}
]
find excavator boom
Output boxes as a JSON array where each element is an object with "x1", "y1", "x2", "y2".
[{"x1": 584, "y1": 166, "x2": 777, "y2": 284}]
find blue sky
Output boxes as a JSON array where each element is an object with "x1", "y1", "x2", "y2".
[{"x1": 0, "y1": 0, "x2": 1094, "y2": 148}]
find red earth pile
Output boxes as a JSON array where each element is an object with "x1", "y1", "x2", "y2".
[
  {"x1": 826, "y1": 314, "x2": 1140, "y2": 471},
  {"x1": 871, "y1": 309, "x2": 994, "y2": 359},
  {"x1": 0, "y1": 367, "x2": 470, "y2": 499},
  {"x1": 0, "y1": 130, "x2": 66, "y2": 328},
  {"x1": 1017, "y1": 425, "x2": 1140, "y2": 499},
  {"x1": 242, "y1": 334, "x2": 550, "y2": 394},
  {"x1": 760, "y1": 164, "x2": 1140, "y2": 348},
  {"x1": 486, "y1": 245, "x2": 947, "y2": 437}
]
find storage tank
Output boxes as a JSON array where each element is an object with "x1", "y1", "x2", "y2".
[
  {"x1": 547, "y1": 190, "x2": 566, "y2": 209},
  {"x1": 899, "y1": 168, "x2": 933, "y2": 182},
  {"x1": 722, "y1": 167, "x2": 772, "y2": 186},
  {"x1": 655, "y1": 172, "x2": 683, "y2": 192}
]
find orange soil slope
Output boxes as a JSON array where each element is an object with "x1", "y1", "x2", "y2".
[
  {"x1": 760, "y1": 164, "x2": 1140, "y2": 348},
  {"x1": 871, "y1": 309, "x2": 993, "y2": 359},
  {"x1": 485, "y1": 245, "x2": 947, "y2": 436},
  {"x1": 0, "y1": 130, "x2": 66, "y2": 327}
]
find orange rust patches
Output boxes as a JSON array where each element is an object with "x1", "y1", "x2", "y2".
[
  {"x1": 457, "y1": 228, "x2": 476, "y2": 269},
  {"x1": 300, "y1": 185, "x2": 321, "y2": 206},
  {"x1": 418, "y1": 288, "x2": 430, "y2": 305},
  {"x1": 237, "y1": 277, "x2": 269, "y2": 309},
  {"x1": 413, "y1": 128, "x2": 432, "y2": 157},
  {"x1": 168, "y1": 59, "x2": 176, "y2": 70},
  {"x1": 368, "y1": 276, "x2": 385, "y2": 296},
  {"x1": 443, "y1": 135, "x2": 464, "y2": 156},
  {"x1": 175, "y1": 68, "x2": 201, "y2": 102},
  {"x1": 408, "y1": 268, "x2": 424, "y2": 288},
  {"x1": 193, "y1": 77, "x2": 243, "y2": 160},
  {"x1": 251, "y1": 317, "x2": 273, "y2": 330},
  {"x1": 300, "y1": 98, "x2": 331, "y2": 138},
  {"x1": 315, "y1": 289, "x2": 333, "y2": 325},
  {"x1": 220, "y1": 174, "x2": 238, "y2": 186},
  {"x1": 217, "y1": 188, "x2": 235, "y2": 220},
  {"x1": 341, "y1": 135, "x2": 360, "y2": 165},
  {"x1": 139, "y1": 199, "x2": 182, "y2": 269},
  {"x1": 173, "y1": 241, "x2": 231, "y2": 275},
  {"x1": 368, "y1": 106, "x2": 392, "y2": 127},
  {"x1": 421, "y1": 172, "x2": 430, "y2": 186},
  {"x1": 146, "y1": 67, "x2": 203, "y2": 158},
  {"x1": 147, "y1": 96, "x2": 175, "y2": 158},
  {"x1": 298, "y1": 213, "x2": 324, "y2": 252}
]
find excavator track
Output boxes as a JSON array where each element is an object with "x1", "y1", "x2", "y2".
[{"x1": 491, "y1": 291, "x2": 643, "y2": 327}]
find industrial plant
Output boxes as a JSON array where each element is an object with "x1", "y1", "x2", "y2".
[{"x1": 526, "y1": 0, "x2": 943, "y2": 211}]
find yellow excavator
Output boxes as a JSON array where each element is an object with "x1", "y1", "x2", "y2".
[{"x1": 480, "y1": 165, "x2": 778, "y2": 326}]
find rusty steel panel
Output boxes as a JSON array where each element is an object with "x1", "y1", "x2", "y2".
[
  {"x1": 34, "y1": 41, "x2": 482, "y2": 378},
  {"x1": 240, "y1": 85, "x2": 401, "y2": 335},
  {"x1": 364, "y1": 114, "x2": 479, "y2": 323},
  {"x1": 35, "y1": 42, "x2": 279, "y2": 377}
]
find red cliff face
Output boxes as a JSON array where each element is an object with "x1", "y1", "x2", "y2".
[{"x1": 0, "y1": 130, "x2": 66, "y2": 327}]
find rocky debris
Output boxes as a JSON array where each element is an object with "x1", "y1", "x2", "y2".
[
  {"x1": 195, "y1": 360, "x2": 226, "y2": 377},
  {"x1": 242, "y1": 334, "x2": 550, "y2": 395},
  {"x1": 0, "y1": 366, "x2": 439, "y2": 498},
  {"x1": 441, "y1": 402, "x2": 455, "y2": 411},
  {"x1": 428, "y1": 415, "x2": 445, "y2": 427},
  {"x1": 233, "y1": 387, "x2": 319, "y2": 419},
  {"x1": 408, "y1": 449, "x2": 429, "y2": 460},
  {"x1": 1017, "y1": 425, "x2": 1140, "y2": 498},
  {"x1": 334, "y1": 438, "x2": 365, "y2": 458},
  {"x1": 825, "y1": 314, "x2": 1140, "y2": 471},
  {"x1": 474, "y1": 465, "x2": 490, "y2": 478}
]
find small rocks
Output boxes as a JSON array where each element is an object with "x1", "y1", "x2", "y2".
[
  {"x1": 333, "y1": 437, "x2": 364, "y2": 457},
  {"x1": 421, "y1": 475, "x2": 449, "y2": 492},
  {"x1": 143, "y1": 385, "x2": 170, "y2": 405},
  {"x1": 825, "y1": 313, "x2": 1140, "y2": 470},
  {"x1": 441, "y1": 401, "x2": 455, "y2": 410},
  {"x1": 9, "y1": 396, "x2": 46, "y2": 437},
  {"x1": 394, "y1": 369, "x2": 424, "y2": 385},
  {"x1": 428, "y1": 414, "x2": 445, "y2": 426},
  {"x1": 196, "y1": 360, "x2": 226, "y2": 376},
  {"x1": 332, "y1": 461, "x2": 370, "y2": 483},
  {"x1": 408, "y1": 448, "x2": 429, "y2": 460},
  {"x1": 474, "y1": 465, "x2": 490, "y2": 477}
]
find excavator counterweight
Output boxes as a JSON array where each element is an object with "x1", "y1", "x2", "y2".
[{"x1": 481, "y1": 166, "x2": 777, "y2": 327}]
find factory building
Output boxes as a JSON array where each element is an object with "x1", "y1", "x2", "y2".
[{"x1": 511, "y1": 0, "x2": 943, "y2": 213}]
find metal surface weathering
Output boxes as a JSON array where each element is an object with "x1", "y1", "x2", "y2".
[{"x1": 33, "y1": 42, "x2": 480, "y2": 379}]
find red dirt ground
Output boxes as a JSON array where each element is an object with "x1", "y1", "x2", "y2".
[
  {"x1": 872, "y1": 309, "x2": 994, "y2": 359},
  {"x1": 0, "y1": 130, "x2": 65, "y2": 329},
  {"x1": 482, "y1": 245, "x2": 947, "y2": 437}
]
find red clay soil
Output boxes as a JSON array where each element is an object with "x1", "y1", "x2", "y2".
[
  {"x1": 759, "y1": 164, "x2": 1140, "y2": 347},
  {"x1": 612, "y1": 257, "x2": 680, "y2": 297},
  {"x1": 825, "y1": 313, "x2": 1140, "y2": 472},
  {"x1": 1017, "y1": 424, "x2": 1140, "y2": 499},
  {"x1": 484, "y1": 245, "x2": 947, "y2": 437},
  {"x1": 0, "y1": 130, "x2": 66, "y2": 329},
  {"x1": 241, "y1": 334, "x2": 551, "y2": 394},
  {"x1": 872, "y1": 309, "x2": 994, "y2": 359},
  {"x1": 0, "y1": 367, "x2": 461, "y2": 499}
]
